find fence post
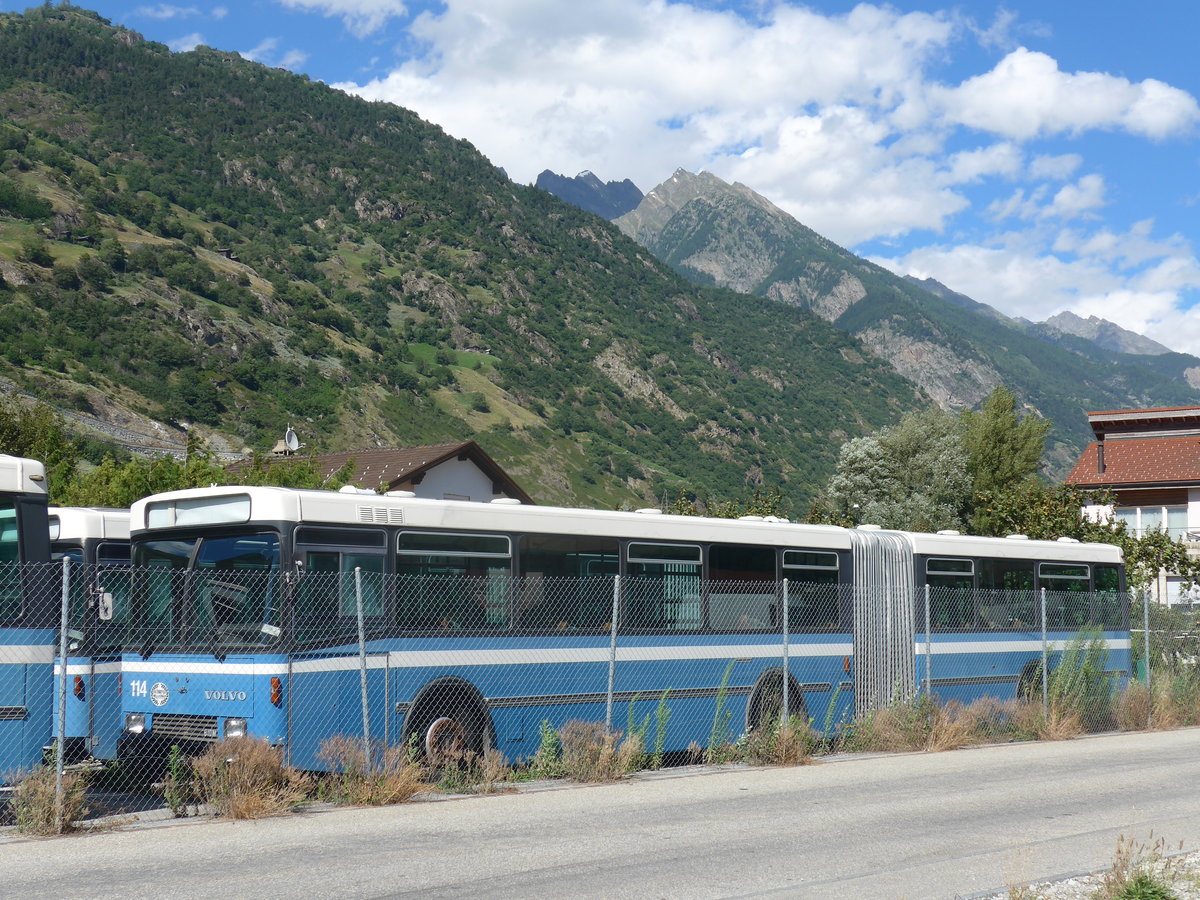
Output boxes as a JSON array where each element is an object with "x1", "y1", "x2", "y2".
[
  {"x1": 1040, "y1": 587, "x2": 1048, "y2": 715},
  {"x1": 781, "y1": 579, "x2": 789, "y2": 723},
  {"x1": 354, "y1": 567, "x2": 370, "y2": 767},
  {"x1": 55, "y1": 557, "x2": 70, "y2": 834},
  {"x1": 923, "y1": 584, "x2": 931, "y2": 696},
  {"x1": 605, "y1": 575, "x2": 620, "y2": 731},
  {"x1": 1143, "y1": 587, "x2": 1151, "y2": 688}
]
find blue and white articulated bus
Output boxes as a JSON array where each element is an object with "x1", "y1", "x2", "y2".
[
  {"x1": 49, "y1": 507, "x2": 130, "y2": 763},
  {"x1": 110, "y1": 486, "x2": 1128, "y2": 772},
  {"x1": 0, "y1": 455, "x2": 54, "y2": 778}
]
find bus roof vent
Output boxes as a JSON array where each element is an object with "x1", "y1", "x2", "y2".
[
  {"x1": 384, "y1": 490, "x2": 416, "y2": 498},
  {"x1": 359, "y1": 506, "x2": 404, "y2": 525},
  {"x1": 936, "y1": 529, "x2": 961, "y2": 536},
  {"x1": 763, "y1": 516, "x2": 790, "y2": 523},
  {"x1": 635, "y1": 508, "x2": 662, "y2": 515},
  {"x1": 1006, "y1": 533, "x2": 1030, "y2": 540},
  {"x1": 490, "y1": 498, "x2": 522, "y2": 505},
  {"x1": 1056, "y1": 536, "x2": 1079, "y2": 543},
  {"x1": 738, "y1": 515, "x2": 764, "y2": 522},
  {"x1": 339, "y1": 485, "x2": 377, "y2": 495},
  {"x1": 857, "y1": 524, "x2": 882, "y2": 530}
]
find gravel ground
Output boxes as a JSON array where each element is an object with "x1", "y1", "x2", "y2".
[{"x1": 973, "y1": 848, "x2": 1200, "y2": 899}]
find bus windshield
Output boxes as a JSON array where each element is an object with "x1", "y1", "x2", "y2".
[{"x1": 130, "y1": 532, "x2": 283, "y2": 653}]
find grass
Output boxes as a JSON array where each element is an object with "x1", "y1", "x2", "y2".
[{"x1": 1093, "y1": 834, "x2": 1189, "y2": 900}]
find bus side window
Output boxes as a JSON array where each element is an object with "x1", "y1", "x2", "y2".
[
  {"x1": 782, "y1": 550, "x2": 840, "y2": 631},
  {"x1": 926, "y1": 558, "x2": 974, "y2": 630},
  {"x1": 978, "y1": 558, "x2": 1036, "y2": 630},
  {"x1": 1094, "y1": 564, "x2": 1124, "y2": 628},
  {"x1": 0, "y1": 501, "x2": 21, "y2": 621},
  {"x1": 396, "y1": 531, "x2": 511, "y2": 631},
  {"x1": 517, "y1": 534, "x2": 618, "y2": 631},
  {"x1": 708, "y1": 544, "x2": 776, "y2": 632},
  {"x1": 1039, "y1": 563, "x2": 1090, "y2": 629},
  {"x1": 625, "y1": 543, "x2": 701, "y2": 631}
]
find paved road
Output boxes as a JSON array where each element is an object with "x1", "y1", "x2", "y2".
[{"x1": 2, "y1": 729, "x2": 1198, "y2": 900}]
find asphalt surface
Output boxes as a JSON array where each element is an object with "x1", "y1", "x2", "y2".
[{"x1": 1, "y1": 728, "x2": 1198, "y2": 900}]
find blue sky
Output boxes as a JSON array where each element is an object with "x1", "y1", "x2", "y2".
[{"x1": 9, "y1": 1, "x2": 1200, "y2": 355}]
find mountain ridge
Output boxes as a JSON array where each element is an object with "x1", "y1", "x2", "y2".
[{"x1": 609, "y1": 168, "x2": 1200, "y2": 472}]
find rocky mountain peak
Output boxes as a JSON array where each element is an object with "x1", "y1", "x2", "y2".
[
  {"x1": 1042, "y1": 311, "x2": 1172, "y2": 356},
  {"x1": 534, "y1": 169, "x2": 642, "y2": 220}
]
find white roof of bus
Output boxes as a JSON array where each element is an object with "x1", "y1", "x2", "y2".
[
  {"x1": 901, "y1": 528, "x2": 1122, "y2": 564},
  {"x1": 0, "y1": 454, "x2": 47, "y2": 496},
  {"x1": 130, "y1": 486, "x2": 1125, "y2": 561},
  {"x1": 131, "y1": 485, "x2": 851, "y2": 549},
  {"x1": 48, "y1": 507, "x2": 131, "y2": 542}
]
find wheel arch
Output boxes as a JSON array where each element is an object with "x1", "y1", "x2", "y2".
[
  {"x1": 745, "y1": 667, "x2": 808, "y2": 732},
  {"x1": 401, "y1": 675, "x2": 494, "y2": 754}
]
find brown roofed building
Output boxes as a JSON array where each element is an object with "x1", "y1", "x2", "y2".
[
  {"x1": 1065, "y1": 405, "x2": 1200, "y2": 603},
  {"x1": 230, "y1": 440, "x2": 535, "y2": 505}
]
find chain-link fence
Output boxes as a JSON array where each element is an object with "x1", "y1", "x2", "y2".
[{"x1": 0, "y1": 560, "x2": 1141, "y2": 822}]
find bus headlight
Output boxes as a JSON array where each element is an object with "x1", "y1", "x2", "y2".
[
  {"x1": 224, "y1": 717, "x2": 247, "y2": 739},
  {"x1": 124, "y1": 713, "x2": 146, "y2": 734}
]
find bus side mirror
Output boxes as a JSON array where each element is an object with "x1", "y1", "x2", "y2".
[{"x1": 97, "y1": 590, "x2": 114, "y2": 621}]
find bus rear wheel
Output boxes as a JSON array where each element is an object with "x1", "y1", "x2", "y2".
[
  {"x1": 747, "y1": 668, "x2": 807, "y2": 732},
  {"x1": 403, "y1": 677, "x2": 493, "y2": 766},
  {"x1": 424, "y1": 716, "x2": 466, "y2": 765}
]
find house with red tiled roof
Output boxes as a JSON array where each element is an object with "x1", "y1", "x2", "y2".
[
  {"x1": 229, "y1": 440, "x2": 535, "y2": 505},
  {"x1": 1065, "y1": 405, "x2": 1200, "y2": 603}
]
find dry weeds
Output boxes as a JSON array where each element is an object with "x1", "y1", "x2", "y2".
[
  {"x1": 192, "y1": 737, "x2": 311, "y2": 818},
  {"x1": 10, "y1": 764, "x2": 89, "y2": 835},
  {"x1": 558, "y1": 720, "x2": 643, "y2": 782},
  {"x1": 740, "y1": 716, "x2": 819, "y2": 766},
  {"x1": 317, "y1": 735, "x2": 428, "y2": 806}
]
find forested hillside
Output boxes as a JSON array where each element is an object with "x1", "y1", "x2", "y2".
[{"x1": 0, "y1": 5, "x2": 921, "y2": 509}]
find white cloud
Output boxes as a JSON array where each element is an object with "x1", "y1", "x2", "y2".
[
  {"x1": 338, "y1": 0, "x2": 961, "y2": 244},
  {"x1": 213, "y1": 6, "x2": 228, "y2": 20},
  {"x1": 966, "y1": 7, "x2": 1051, "y2": 52},
  {"x1": 333, "y1": 2, "x2": 1200, "y2": 249},
  {"x1": 933, "y1": 48, "x2": 1200, "y2": 140},
  {"x1": 314, "y1": 1, "x2": 1200, "y2": 334},
  {"x1": 1047, "y1": 174, "x2": 1106, "y2": 219},
  {"x1": 1028, "y1": 153, "x2": 1081, "y2": 180},
  {"x1": 242, "y1": 37, "x2": 279, "y2": 63},
  {"x1": 986, "y1": 174, "x2": 1105, "y2": 223},
  {"x1": 168, "y1": 31, "x2": 204, "y2": 51},
  {"x1": 135, "y1": 4, "x2": 199, "y2": 19},
  {"x1": 943, "y1": 143, "x2": 1022, "y2": 184},
  {"x1": 241, "y1": 35, "x2": 309, "y2": 69},
  {"x1": 279, "y1": 49, "x2": 311, "y2": 70},
  {"x1": 274, "y1": 0, "x2": 408, "y2": 38}
]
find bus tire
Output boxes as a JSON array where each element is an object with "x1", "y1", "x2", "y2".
[
  {"x1": 746, "y1": 668, "x2": 807, "y2": 732},
  {"x1": 402, "y1": 677, "x2": 493, "y2": 765},
  {"x1": 1017, "y1": 660, "x2": 1043, "y2": 701}
]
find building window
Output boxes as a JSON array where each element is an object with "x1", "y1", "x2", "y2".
[{"x1": 1115, "y1": 505, "x2": 1188, "y2": 539}]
